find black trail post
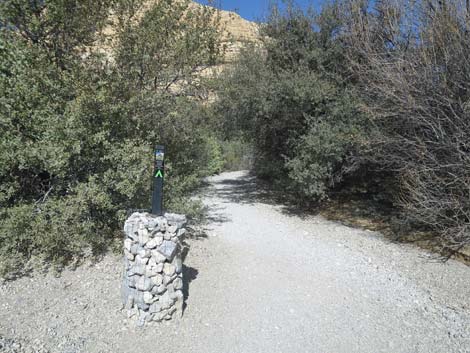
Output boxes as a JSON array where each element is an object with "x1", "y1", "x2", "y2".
[{"x1": 152, "y1": 145, "x2": 165, "y2": 215}]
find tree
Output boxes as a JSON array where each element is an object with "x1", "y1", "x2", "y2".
[
  {"x1": 0, "y1": 0, "x2": 113, "y2": 68},
  {"x1": 214, "y1": 2, "x2": 366, "y2": 201},
  {"x1": 0, "y1": 0, "x2": 224, "y2": 276},
  {"x1": 341, "y1": 0, "x2": 470, "y2": 250}
]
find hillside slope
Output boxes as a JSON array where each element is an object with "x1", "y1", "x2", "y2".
[{"x1": 97, "y1": 1, "x2": 260, "y2": 66}]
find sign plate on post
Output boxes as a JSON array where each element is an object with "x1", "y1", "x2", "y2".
[{"x1": 152, "y1": 145, "x2": 165, "y2": 215}]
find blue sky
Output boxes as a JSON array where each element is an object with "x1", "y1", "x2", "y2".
[{"x1": 194, "y1": 1, "x2": 324, "y2": 22}]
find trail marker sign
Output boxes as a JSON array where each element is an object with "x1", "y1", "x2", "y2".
[{"x1": 152, "y1": 145, "x2": 165, "y2": 215}]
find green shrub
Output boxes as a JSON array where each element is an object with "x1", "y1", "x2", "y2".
[
  {"x1": 200, "y1": 135, "x2": 224, "y2": 176},
  {"x1": 341, "y1": 0, "x2": 470, "y2": 249},
  {"x1": 215, "y1": 4, "x2": 366, "y2": 201},
  {"x1": 220, "y1": 138, "x2": 253, "y2": 172},
  {"x1": 0, "y1": 0, "x2": 223, "y2": 276}
]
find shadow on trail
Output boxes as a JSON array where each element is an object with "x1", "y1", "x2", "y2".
[
  {"x1": 203, "y1": 203, "x2": 232, "y2": 225},
  {"x1": 209, "y1": 171, "x2": 319, "y2": 220},
  {"x1": 181, "y1": 264, "x2": 198, "y2": 314}
]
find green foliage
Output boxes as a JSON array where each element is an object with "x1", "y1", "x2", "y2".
[
  {"x1": 0, "y1": 0, "x2": 113, "y2": 68},
  {"x1": 215, "y1": 3, "x2": 366, "y2": 201},
  {"x1": 217, "y1": 0, "x2": 470, "y2": 250},
  {"x1": 114, "y1": 0, "x2": 221, "y2": 94},
  {"x1": 200, "y1": 135, "x2": 224, "y2": 175},
  {"x1": 0, "y1": 0, "x2": 223, "y2": 276},
  {"x1": 285, "y1": 92, "x2": 365, "y2": 199},
  {"x1": 220, "y1": 138, "x2": 253, "y2": 172}
]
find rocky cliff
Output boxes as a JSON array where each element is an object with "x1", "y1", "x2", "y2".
[
  {"x1": 97, "y1": 1, "x2": 260, "y2": 65},
  {"x1": 215, "y1": 6, "x2": 261, "y2": 63},
  {"x1": 93, "y1": 1, "x2": 260, "y2": 100}
]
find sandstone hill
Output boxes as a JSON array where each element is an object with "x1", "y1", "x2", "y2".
[
  {"x1": 215, "y1": 5, "x2": 261, "y2": 63},
  {"x1": 93, "y1": 1, "x2": 261, "y2": 100},
  {"x1": 98, "y1": 1, "x2": 261, "y2": 66}
]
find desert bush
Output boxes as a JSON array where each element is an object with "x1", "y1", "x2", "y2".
[
  {"x1": 220, "y1": 138, "x2": 253, "y2": 172},
  {"x1": 340, "y1": 0, "x2": 470, "y2": 250},
  {"x1": 215, "y1": 3, "x2": 366, "y2": 200},
  {"x1": 0, "y1": 0, "x2": 223, "y2": 276}
]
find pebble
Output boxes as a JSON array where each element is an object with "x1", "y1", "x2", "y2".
[
  {"x1": 134, "y1": 255, "x2": 149, "y2": 266},
  {"x1": 128, "y1": 275, "x2": 137, "y2": 288},
  {"x1": 127, "y1": 307, "x2": 138, "y2": 318},
  {"x1": 155, "y1": 263, "x2": 164, "y2": 273},
  {"x1": 124, "y1": 250, "x2": 135, "y2": 261},
  {"x1": 173, "y1": 277, "x2": 183, "y2": 290},
  {"x1": 156, "y1": 309, "x2": 169, "y2": 322},
  {"x1": 130, "y1": 265, "x2": 144, "y2": 276},
  {"x1": 165, "y1": 213, "x2": 187, "y2": 228},
  {"x1": 147, "y1": 264, "x2": 163, "y2": 278},
  {"x1": 155, "y1": 284, "x2": 167, "y2": 295},
  {"x1": 143, "y1": 291, "x2": 154, "y2": 304},
  {"x1": 138, "y1": 228, "x2": 150, "y2": 245},
  {"x1": 151, "y1": 274, "x2": 163, "y2": 286},
  {"x1": 163, "y1": 263, "x2": 176, "y2": 276},
  {"x1": 147, "y1": 218, "x2": 159, "y2": 230},
  {"x1": 150, "y1": 302, "x2": 162, "y2": 314},
  {"x1": 158, "y1": 241, "x2": 178, "y2": 261},
  {"x1": 124, "y1": 239, "x2": 133, "y2": 251},
  {"x1": 136, "y1": 301, "x2": 150, "y2": 311},
  {"x1": 163, "y1": 275, "x2": 175, "y2": 286},
  {"x1": 130, "y1": 243, "x2": 139, "y2": 255},
  {"x1": 137, "y1": 310, "x2": 150, "y2": 327},
  {"x1": 145, "y1": 238, "x2": 159, "y2": 249},
  {"x1": 138, "y1": 249, "x2": 151, "y2": 258},
  {"x1": 172, "y1": 257, "x2": 183, "y2": 273},
  {"x1": 158, "y1": 218, "x2": 168, "y2": 232},
  {"x1": 151, "y1": 250, "x2": 167, "y2": 264},
  {"x1": 168, "y1": 306, "x2": 177, "y2": 316},
  {"x1": 159, "y1": 292, "x2": 173, "y2": 310},
  {"x1": 135, "y1": 277, "x2": 152, "y2": 291}
]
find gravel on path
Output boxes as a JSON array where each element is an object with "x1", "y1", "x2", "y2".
[{"x1": 1, "y1": 170, "x2": 469, "y2": 353}]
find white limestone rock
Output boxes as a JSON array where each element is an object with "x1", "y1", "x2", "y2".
[
  {"x1": 157, "y1": 240, "x2": 178, "y2": 261},
  {"x1": 124, "y1": 238, "x2": 133, "y2": 251},
  {"x1": 143, "y1": 291, "x2": 154, "y2": 304},
  {"x1": 134, "y1": 255, "x2": 149, "y2": 266},
  {"x1": 138, "y1": 248, "x2": 151, "y2": 258},
  {"x1": 135, "y1": 276, "x2": 152, "y2": 291},
  {"x1": 150, "y1": 274, "x2": 163, "y2": 286},
  {"x1": 138, "y1": 228, "x2": 150, "y2": 245},
  {"x1": 124, "y1": 249, "x2": 135, "y2": 261},
  {"x1": 149, "y1": 302, "x2": 162, "y2": 314},
  {"x1": 172, "y1": 257, "x2": 183, "y2": 274},
  {"x1": 164, "y1": 213, "x2": 187, "y2": 228},
  {"x1": 173, "y1": 277, "x2": 183, "y2": 290},
  {"x1": 145, "y1": 237, "x2": 160, "y2": 249},
  {"x1": 163, "y1": 263, "x2": 176, "y2": 276}
]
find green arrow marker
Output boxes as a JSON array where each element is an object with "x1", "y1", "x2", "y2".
[{"x1": 155, "y1": 170, "x2": 163, "y2": 178}]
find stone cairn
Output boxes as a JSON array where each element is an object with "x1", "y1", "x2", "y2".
[{"x1": 122, "y1": 212, "x2": 187, "y2": 326}]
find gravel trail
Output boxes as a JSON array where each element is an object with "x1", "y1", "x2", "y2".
[{"x1": 1, "y1": 170, "x2": 469, "y2": 353}]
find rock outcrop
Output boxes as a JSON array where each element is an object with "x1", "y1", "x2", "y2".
[
  {"x1": 97, "y1": 1, "x2": 260, "y2": 66},
  {"x1": 216, "y1": 6, "x2": 261, "y2": 63}
]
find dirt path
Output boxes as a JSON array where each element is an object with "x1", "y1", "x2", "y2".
[{"x1": 1, "y1": 171, "x2": 469, "y2": 353}]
